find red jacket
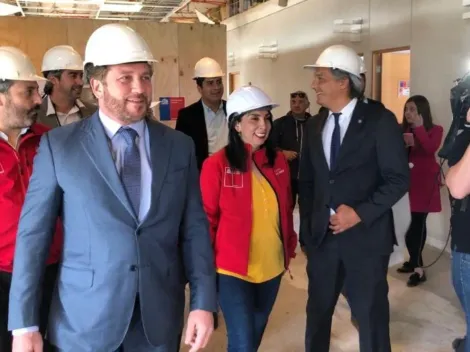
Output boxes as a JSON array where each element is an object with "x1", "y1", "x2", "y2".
[
  {"x1": 200, "y1": 145, "x2": 297, "y2": 276},
  {"x1": 407, "y1": 124, "x2": 443, "y2": 213},
  {"x1": 0, "y1": 123, "x2": 63, "y2": 272}
]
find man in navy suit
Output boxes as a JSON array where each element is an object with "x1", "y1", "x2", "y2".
[
  {"x1": 9, "y1": 23, "x2": 217, "y2": 352},
  {"x1": 300, "y1": 45, "x2": 409, "y2": 352}
]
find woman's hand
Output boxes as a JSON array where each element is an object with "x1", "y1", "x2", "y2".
[{"x1": 410, "y1": 113, "x2": 423, "y2": 127}]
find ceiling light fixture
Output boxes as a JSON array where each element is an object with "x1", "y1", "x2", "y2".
[
  {"x1": 97, "y1": 15, "x2": 129, "y2": 20},
  {"x1": 0, "y1": 1, "x2": 22, "y2": 15},
  {"x1": 100, "y1": 2, "x2": 142, "y2": 12}
]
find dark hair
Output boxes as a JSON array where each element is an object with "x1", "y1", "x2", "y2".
[
  {"x1": 42, "y1": 70, "x2": 63, "y2": 95},
  {"x1": 84, "y1": 63, "x2": 110, "y2": 86},
  {"x1": 225, "y1": 109, "x2": 277, "y2": 172},
  {"x1": 195, "y1": 77, "x2": 205, "y2": 88},
  {"x1": 195, "y1": 77, "x2": 222, "y2": 88},
  {"x1": 330, "y1": 68, "x2": 362, "y2": 99},
  {"x1": 0, "y1": 79, "x2": 14, "y2": 94},
  {"x1": 402, "y1": 95, "x2": 434, "y2": 131},
  {"x1": 290, "y1": 91, "x2": 308, "y2": 100}
]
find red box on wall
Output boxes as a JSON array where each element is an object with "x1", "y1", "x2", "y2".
[{"x1": 159, "y1": 97, "x2": 185, "y2": 121}]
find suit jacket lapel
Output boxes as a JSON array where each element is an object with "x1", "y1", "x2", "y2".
[
  {"x1": 316, "y1": 111, "x2": 330, "y2": 171},
  {"x1": 144, "y1": 119, "x2": 172, "y2": 221},
  {"x1": 336, "y1": 101, "x2": 366, "y2": 167},
  {"x1": 38, "y1": 98, "x2": 59, "y2": 128},
  {"x1": 80, "y1": 112, "x2": 137, "y2": 221},
  {"x1": 79, "y1": 105, "x2": 96, "y2": 120}
]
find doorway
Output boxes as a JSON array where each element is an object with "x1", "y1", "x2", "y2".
[
  {"x1": 229, "y1": 72, "x2": 240, "y2": 94},
  {"x1": 372, "y1": 47, "x2": 411, "y2": 123}
]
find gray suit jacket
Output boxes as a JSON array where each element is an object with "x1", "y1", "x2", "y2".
[
  {"x1": 8, "y1": 111, "x2": 217, "y2": 351},
  {"x1": 36, "y1": 96, "x2": 97, "y2": 128}
]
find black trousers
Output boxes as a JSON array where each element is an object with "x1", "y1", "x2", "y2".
[
  {"x1": 305, "y1": 236, "x2": 391, "y2": 352},
  {"x1": 0, "y1": 263, "x2": 58, "y2": 352},
  {"x1": 405, "y1": 212, "x2": 428, "y2": 268}
]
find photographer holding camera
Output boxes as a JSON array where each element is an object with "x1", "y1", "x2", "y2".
[
  {"x1": 447, "y1": 109, "x2": 470, "y2": 199},
  {"x1": 445, "y1": 108, "x2": 470, "y2": 352}
]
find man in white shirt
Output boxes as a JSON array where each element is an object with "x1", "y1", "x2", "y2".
[
  {"x1": 8, "y1": 23, "x2": 216, "y2": 352},
  {"x1": 175, "y1": 57, "x2": 228, "y2": 172},
  {"x1": 38, "y1": 45, "x2": 96, "y2": 128},
  {"x1": 299, "y1": 44, "x2": 409, "y2": 352}
]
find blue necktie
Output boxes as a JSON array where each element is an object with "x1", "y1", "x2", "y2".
[
  {"x1": 118, "y1": 127, "x2": 141, "y2": 216},
  {"x1": 330, "y1": 112, "x2": 342, "y2": 169}
]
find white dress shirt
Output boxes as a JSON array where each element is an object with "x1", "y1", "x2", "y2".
[
  {"x1": 13, "y1": 111, "x2": 153, "y2": 336},
  {"x1": 46, "y1": 96, "x2": 86, "y2": 126},
  {"x1": 202, "y1": 101, "x2": 228, "y2": 155},
  {"x1": 99, "y1": 111, "x2": 152, "y2": 222},
  {"x1": 0, "y1": 128, "x2": 29, "y2": 147},
  {"x1": 322, "y1": 98, "x2": 358, "y2": 169},
  {"x1": 322, "y1": 98, "x2": 357, "y2": 215}
]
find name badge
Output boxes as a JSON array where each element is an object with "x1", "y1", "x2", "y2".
[{"x1": 223, "y1": 167, "x2": 244, "y2": 188}]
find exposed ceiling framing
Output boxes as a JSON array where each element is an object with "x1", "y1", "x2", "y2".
[
  {"x1": 0, "y1": 0, "x2": 225, "y2": 23},
  {"x1": 0, "y1": 0, "x2": 225, "y2": 22}
]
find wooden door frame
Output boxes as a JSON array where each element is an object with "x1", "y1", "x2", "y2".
[
  {"x1": 371, "y1": 46, "x2": 410, "y2": 101},
  {"x1": 228, "y1": 72, "x2": 240, "y2": 94}
]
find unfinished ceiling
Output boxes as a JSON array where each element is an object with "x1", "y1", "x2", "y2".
[{"x1": 0, "y1": 0, "x2": 225, "y2": 22}]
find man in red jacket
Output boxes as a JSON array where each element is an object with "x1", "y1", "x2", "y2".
[{"x1": 0, "y1": 47, "x2": 63, "y2": 351}]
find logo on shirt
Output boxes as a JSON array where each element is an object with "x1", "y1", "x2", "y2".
[
  {"x1": 274, "y1": 168, "x2": 285, "y2": 176},
  {"x1": 223, "y1": 167, "x2": 244, "y2": 188},
  {"x1": 0, "y1": 162, "x2": 3, "y2": 174}
]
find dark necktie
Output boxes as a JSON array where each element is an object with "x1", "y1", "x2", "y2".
[
  {"x1": 117, "y1": 127, "x2": 141, "y2": 216},
  {"x1": 330, "y1": 112, "x2": 342, "y2": 169}
]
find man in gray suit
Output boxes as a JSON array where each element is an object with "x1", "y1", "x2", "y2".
[
  {"x1": 38, "y1": 45, "x2": 96, "y2": 128},
  {"x1": 8, "y1": 23, "x2": 217, "y2": 352}
]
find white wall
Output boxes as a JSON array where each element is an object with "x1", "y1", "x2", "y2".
[{"x1": 225, "y1": 0, "x2": 470, "y2": 251}]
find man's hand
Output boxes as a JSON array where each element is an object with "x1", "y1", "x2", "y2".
[
  {"x1": 12, "y1": 332, "x2": 43, "y2": 352},
  {"x1": 184, "y1": 309, "x2": 214, "y2": 352},
  {"x1": 282, "y1": 150, "x2": 298, "y2": 161},
  {"x1": 329, "y1": 205, "x2": 361, "y2": 234}
]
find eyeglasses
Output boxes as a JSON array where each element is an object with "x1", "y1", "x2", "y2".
[{"x1": 290, "y1": 91, "x2": 307, "y2": 98}]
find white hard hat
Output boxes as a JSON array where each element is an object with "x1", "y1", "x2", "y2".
[
  {"x1": 42, "y1": 45, "x2": 83, "y2": 72},
  {"x1": 304, "y1": 44, "x2": 361, "y2": 78},
  {"x1": 0, "y1": 47, "x2": 46, "y2": 82},
  {"x1": 226, "y1": 85, "x2": 279, "y2": 119},
  {"x1": 194, "y1": 57, "x2": 224, "y2": 79},
  {"x1": 84, "y1": 24, "x2": 157, "y2": 67},
  {"x1": 359, "y1": 57, "x2": 367, "y2": 74}
]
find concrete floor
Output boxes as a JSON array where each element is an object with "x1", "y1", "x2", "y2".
[{"x1": 181, "y1": 246, "x2": 466, "y2": 351}]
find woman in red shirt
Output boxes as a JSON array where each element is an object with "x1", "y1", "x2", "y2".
[
  {"x1": 200, "y1": 85, "x2": 297, "y2": 351},
  {"x1": 397, "y1": 95, "x2": 443, "y2": 287}
]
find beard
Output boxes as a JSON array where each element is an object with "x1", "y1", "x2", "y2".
[
  {"x1": 103, "y1": 89, "x2": 150, "y2": 125},
  {"x1": 69, "y1": 84, "x2": 83, "y2": 99},
  {"x1": 4, "y1": 99, "x2": 40, "y2": 129}
]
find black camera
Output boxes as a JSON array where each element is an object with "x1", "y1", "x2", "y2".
[{"x1": 439, "y1": 73, "x2": 470, "y2": 159}]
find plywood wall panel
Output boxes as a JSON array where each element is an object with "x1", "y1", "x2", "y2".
[
  {"x1": 131, "y1": 21, "x2": 179, "y2": 120},
  {"x1": 0, "y1": 17, "x2": 68, "y2": 70},
  {"x1": 0, "y1": 17, "x2": 226, "y2": 127},
  {"x1": 65, "y1": 19, "x2": 103, "y2": 58},
  {"x1": 23, "y1": 18, "x2": 69, "y2": 70},
  {"x1": 0, "y1": 17, "x2": 29, "y2": 52}
]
